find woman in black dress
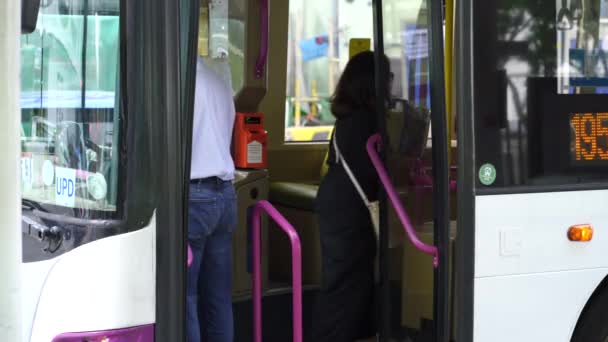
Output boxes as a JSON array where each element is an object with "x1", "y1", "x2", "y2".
[{"x1": 312, "y1": 51, "x2": 392, "y2": 342}]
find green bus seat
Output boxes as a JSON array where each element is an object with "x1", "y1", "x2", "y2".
[{"x1": 269, "y1": 181, "x2": 319, "y2": 212}]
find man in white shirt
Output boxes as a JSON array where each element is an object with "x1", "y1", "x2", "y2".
[{"x1": 187, "y1": 56, "x2": 237, "y2": 342}]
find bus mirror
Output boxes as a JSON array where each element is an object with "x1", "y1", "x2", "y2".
[{"x1": 22, "y1": 0, "x2": 41, "y2": 34}]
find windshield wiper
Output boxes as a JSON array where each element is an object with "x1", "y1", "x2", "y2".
[{"x1": 22, "y1": 199, "x2": 47, "y2": 212}]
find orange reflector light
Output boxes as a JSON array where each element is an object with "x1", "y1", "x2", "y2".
[{"x1": 568, "y1": 224, "x2": 594, "y2": 242}]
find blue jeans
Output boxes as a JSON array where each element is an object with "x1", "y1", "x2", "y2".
[{"x1": 187, "y1": 178, "x2": 237, "y2": 342}]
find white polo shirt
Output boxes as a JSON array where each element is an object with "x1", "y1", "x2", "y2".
[{"x1": 190, "y1": 57, "x2": 236, "y2": 181}]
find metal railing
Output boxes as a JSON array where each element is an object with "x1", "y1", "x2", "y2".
[
  {"x1": 366, "y1": 133, "x2": 439, "y2": 267},
  {"x1": 251, "y1": 200, "x2": 303, "y2": 342}
]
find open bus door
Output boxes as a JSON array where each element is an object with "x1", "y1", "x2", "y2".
[{"x1": 372, "y1": 0, "x2": 451, "y2": 341}]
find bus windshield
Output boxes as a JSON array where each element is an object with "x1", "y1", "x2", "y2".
[{"x1": 20, "y1": 0, "x2": 120, "y2": 212}]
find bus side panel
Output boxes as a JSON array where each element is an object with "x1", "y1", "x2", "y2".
[
  {"x1": 475, "y1": 191, "x2": 608, "y2": 277},
  {"x1": 473, "y1": 191, "x2": 608, "y2": 341},
  {"x1": 29, "y1": 217, "x2": 156, "y2": 342},
  {"x1": 474, "y1": 269, "x2": 607, "y2": 342},
  {"x1": 22, "y1": 258, "x2": 58, "y2": 342}
]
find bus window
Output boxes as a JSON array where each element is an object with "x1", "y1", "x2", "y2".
[
  {"x1": 283, "y1": 0, "x2": 434, "y2": 143},
  {"x1": 20, "y1": 0, "x2": 120, "y2": 212},
  {"x1": 284, "y1": 0, "x2": 374, "y2": 142},
  {"x1": 474, "y1": 0, "x2": 608, "y2": 190}
]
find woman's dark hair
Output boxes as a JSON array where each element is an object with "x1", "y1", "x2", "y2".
[{"x1": 330, "y1": 51, "x2": 391, "y2": 119}]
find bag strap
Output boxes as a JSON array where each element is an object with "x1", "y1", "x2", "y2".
[{"x1": 332, "y1": 128, "x2": 372, "y2": 207}]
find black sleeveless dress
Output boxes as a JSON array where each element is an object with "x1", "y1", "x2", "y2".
[{"x1": 312, "y1": 110, "x2": 379, "y2": 341}]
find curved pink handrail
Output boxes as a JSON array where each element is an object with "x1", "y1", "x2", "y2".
[
  {"x1": 187, "y1": 244, "x2": 193, "y2": 268},
  {"x1": 254, "y1": 0, "x2": 269, "y2": 79},
  {"x1": 52, "y1": 324, "x2": 154, "y2": 342},
  {"x1": 251, "y1": 200, "x2": 302, "y2": 342},
  {"x1": 367, "y1": 133, "x2": 439, "y2": 267}
]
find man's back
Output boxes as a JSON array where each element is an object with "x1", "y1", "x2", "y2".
[
  {"x1": 190, "y1": 57, "x2": 235, "y2": 181},
  {"x1": 187, "y1": 57, "x2": 238, "y2": 342}
]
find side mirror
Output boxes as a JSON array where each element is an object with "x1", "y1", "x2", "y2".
[{"x1": 22, "y1": 0, "x2": 42, "y2": 34}]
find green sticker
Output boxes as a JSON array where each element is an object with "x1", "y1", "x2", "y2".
[{"x1": 479, "y1": 163, "x2": 497, "y2": 186}]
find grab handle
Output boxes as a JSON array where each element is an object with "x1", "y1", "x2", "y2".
[
  {"x1": 187, "y1": 244, "x2": 193, "y2": 268},
  {"x1": 254, "y1": 0, "x2": 269, "y2": 79},
  {"x1": 251, "y1": 200, "x2": 302, "y2": 342},
  {"x1": 366, "y1": 134, "x2": 439, "y2": 267}
]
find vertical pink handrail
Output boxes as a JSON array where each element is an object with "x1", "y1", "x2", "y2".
[
  {"x1": 254, "y1": 0, "x2": 269, "y2": 79},
  {"x1": 366, "y1": 133, "x2": 439, "y2": 267},
  {"x1": 251, "y1": 200, "x2": 303, "y2": 342}
]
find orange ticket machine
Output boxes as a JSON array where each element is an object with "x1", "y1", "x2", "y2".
[{"x1": 233, "y1": 112, "x2": 267, "y2": 169}]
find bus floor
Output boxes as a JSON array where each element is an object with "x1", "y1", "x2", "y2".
[{"x1": 224, "y1": 280, "x2": 436, "y2": 342}]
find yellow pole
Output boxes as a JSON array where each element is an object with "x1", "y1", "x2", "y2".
[
  {"x1": 444, "y1": 0, "x2": 454, "y2": 165},
  {"x1": 311, "y1": 80, "x2": 318, "y2": 117},
  {"x1": 295, "y1": 78, "x2": 301, "y2": 127},
  {"x1": 198, "y1": 5, "x2": 209, "y2": 56}
]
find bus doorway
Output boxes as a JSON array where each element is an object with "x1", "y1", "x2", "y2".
[
  {"x1": 195, "y1": 0, "x2": 454, "y2": 340},
  {"x1": 370, "y1": 0, "x2": 452, "y2": 341}
]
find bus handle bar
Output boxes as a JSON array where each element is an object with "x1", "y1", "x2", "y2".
[
  {"x1": 255, "y1": 0, "x2": 269, "y2": 79},
  {"x1": 251, "y1": 200, "x2": 303, "y2": 342},
  {"x1": 366, "y1": 133, "x2": 439, "y2": 268}
]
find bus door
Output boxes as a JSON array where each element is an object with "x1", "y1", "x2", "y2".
[
  {"x1": 456, "y1": 0, "x2": 608, "y2": 341},
  {"x1": 372, "y1": 0, "x2": 451, "y2": 341},
  {"x1": 18, "y1": 0, "x2": 189, "y2": 340}
]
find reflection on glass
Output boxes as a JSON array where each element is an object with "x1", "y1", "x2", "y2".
[
  {"x1": 209, "y1": 0, "x2": 229, "y2": 58},
  {"x1": 557, "y1": 0, "x2": 608, "y2": 94},
  {"x1": 20, "y1": 0, "x2": 120, "y2": 212},
  {"x1": 471, "y1": 0, "x2": 608, "y2": 189},
  {"x1": 382, "y1": 0, "x2": 433, "y2": 151},
  {"x1": 198, "y1": 0, "x2": 245, "y2": 95}
]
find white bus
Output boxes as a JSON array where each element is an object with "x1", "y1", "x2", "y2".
[{"x1": 3, "y1": 0, "x2": 608, "y2": 341}]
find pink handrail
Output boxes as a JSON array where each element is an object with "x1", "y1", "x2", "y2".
[
  {"x1": 254, "y1": 0, "x2": 269, "y2": 79},
  {"x1": 366, "y1": 133, "x2": 439, "y2": 267},
  {"x1": 251, "y1": 200, "x2": 302, "y2": 342},
  {"x1": 187, "y1": 244, "x2": 193, "y2": 268}
]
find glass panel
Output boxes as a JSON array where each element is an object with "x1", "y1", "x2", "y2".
[
  {"x1": 474, "y1": 0, "x2": 608, "y2": 190},
  {"x1": 284, "y1": 0, "x2": 374, "y2": 142},
  {"x1": 381, "y1": 0, "x2": 435, "y2": 340},
  {"x1": 228, "y1": 0, "x2": 245, "y2": 94},
  {"x1": 20, "y1": 0, "x2": 120, "y2": 211},
  {"x1": 383, "y1": 0, "x2": 433, "y2": 155},
  {"x1": 384, "y1": 0, "x2": 430, "y2": 108},
  {"x1": 197, "y1": 0, "x2": 245, "y2": 95}
]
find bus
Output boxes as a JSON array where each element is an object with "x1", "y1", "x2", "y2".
[
  {"x1": 3, "y1": 0, "x2": 608, "y2": 341},
  {"x1": 11, "y1": 0, "x2": 189, "y2": 341}
]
